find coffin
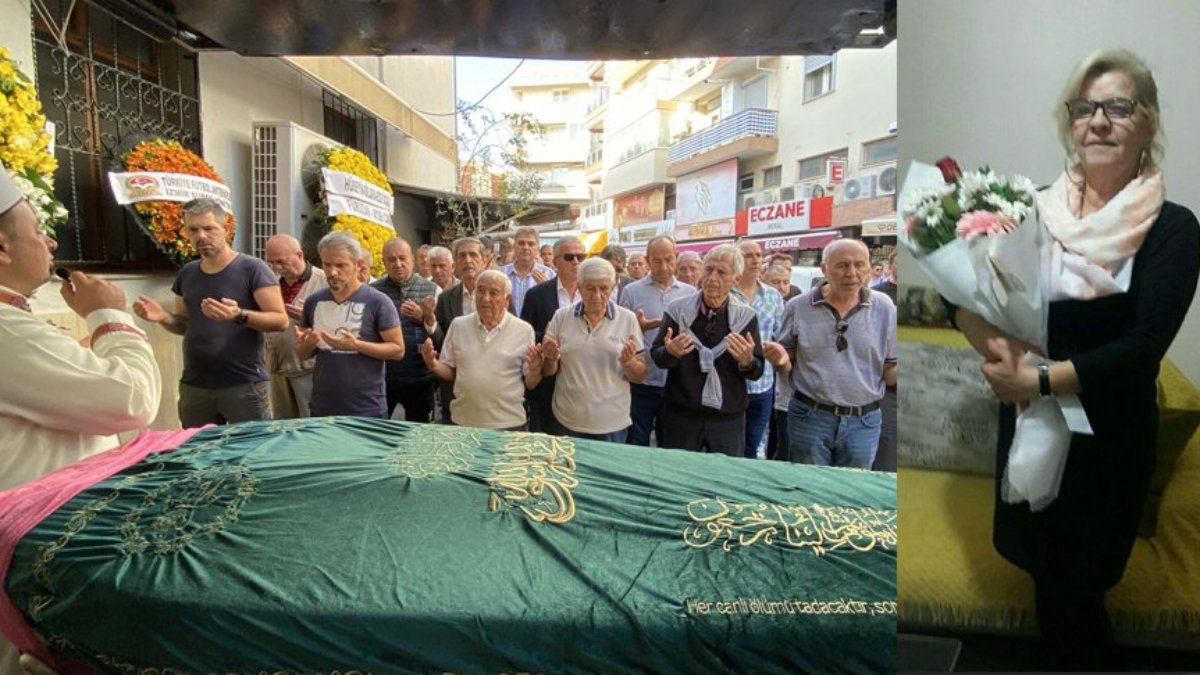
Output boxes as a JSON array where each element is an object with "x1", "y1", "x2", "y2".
[{"x1": 2, "y1": 418, "x2": 896, "y2": 673}]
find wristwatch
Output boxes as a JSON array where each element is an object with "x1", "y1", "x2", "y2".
[
  {"x1": 1037, "y1": 363, "x2": 1052, "y2": 397},
  {"x1": 234, "y1": 310, "x2": 249, "y2": 326}
]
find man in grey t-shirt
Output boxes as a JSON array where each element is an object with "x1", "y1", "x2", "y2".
[
  {"x1": 774, "y1": 239, "x2": 897, "y2": 468},
  {"x1": 134, "y1": 198, "x2": 288, "y2": 426}
]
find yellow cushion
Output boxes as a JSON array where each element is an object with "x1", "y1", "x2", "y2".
[{"x1": 899, "y1": 329, "x2": 1200, "y2": 640}]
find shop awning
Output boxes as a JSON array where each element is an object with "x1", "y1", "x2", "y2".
[
  {"x1": 750, "y1": 230, "x2": 841, "y2": 253},
  {"x1": 676, "y1": 239, "x2": 734, "y2": 254}
]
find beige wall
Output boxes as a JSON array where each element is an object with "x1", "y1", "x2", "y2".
[
  {"x1": 898, "y1": 0, "x2": 1200, "y2": 386},
  {"x1": 199, "y1": 53, "x2": 325, "y2": 253},
  {"x1": 0, "y1": 0, "x2": 32, "y2": 66}
]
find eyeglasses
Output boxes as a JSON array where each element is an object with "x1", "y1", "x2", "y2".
[
  {"x1": 1065, "y1": 97, "x2": 1138, "y2": 121},
  {"x1": 561, "y1": 253, "x2": 585, "y2": 262},
  {"x1": 835, "y1": 320, "x2": 849, "y2": 352}
]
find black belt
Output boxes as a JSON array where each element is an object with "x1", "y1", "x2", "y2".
[{"x1": 793, "y1": 391, "x2": 880, "y2": 417}]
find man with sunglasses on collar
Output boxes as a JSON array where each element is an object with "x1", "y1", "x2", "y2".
[{"x1": 774, "y1": 239, "x2": 896, "y2": 468}]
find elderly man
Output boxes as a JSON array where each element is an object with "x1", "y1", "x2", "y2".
[
  {"x1": 775, "y1": 239, "x2": 897, "y2": 468},
  {"x1": 521, "y1": 235, "x2": 585, "y2": 433},
  {"x1": 358, "y1": 248, "x2": 375, "y2": 284},
  {"x1": 496, "y1": 235, "x2": 515, "y2": 266},
  {"x1": 627, "y1": 252, "x2": 649, "y2": 281},
  {"x1": 651, "y1": 245, "x2": 764, "y2": 457},
  {"x1": 540, "y1": 244, "x2": 554, "y2": 267},
  {"x1": 421, "y1": 270, "x2": 542, "y2": 430},
  {"x1": 732, "y1": 239, "x2": 786, "y2": 459},
  {"x1": 372, "y1": 237, "x2": 439, "y2": 422},
  {"x1": 296, "y1": 232, "x2": 404, "y2": 418},
  {"x1": 767, "y1": 253, "x2": 802, "y2": 299},
  {"x1": 0, "y1": 165, "x2": 161, "y2": 672},
  {"x1": 618, "y1": 235, "x2": 695, "y2": 446},
  {"x1": 500, "y1": 226, "x2": 555, "y2": 316},
  {"x1": 599, "y1": 243, "x2": 630, "y2": 296},
  {"x1": 675, "y1": 250, "x2": 703, "y2": 288},
  {"x1": 427, "y1": 245, "x2": 455, "y2": 293},
  {"x1": 262, "y1": 233, "x2": 328, "y2": 418},
  {"x1": 427, "y1": 237, "x2": 486, "y2": 423},
  {"x1": 542, "y1": 258, "x2": 645, "y2": 442},
  {"x1": 135, "y1": 198, "x2": 288, "y2": 426}
]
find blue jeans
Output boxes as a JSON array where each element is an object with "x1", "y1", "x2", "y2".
[
  {"x1": 743, "y1": 388, "x2": 774, "y2": 458},
  {"x1": 786, "y1": 396, "x2": 882, "y2": 468},
  {"x1": 627, "y1": 383, "x2": 665, "y2": 447},
  {"x1": 563, "y1": 427, "x2": 628, "y2": 444}
]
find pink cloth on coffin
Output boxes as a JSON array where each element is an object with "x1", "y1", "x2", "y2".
[{"x1": 0, "y1": 428, "x2": 204, "y2": 673}]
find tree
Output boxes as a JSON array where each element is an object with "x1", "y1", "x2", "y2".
[{"x1": 437, "y1": 102, "x2": 545, "y2": 239}]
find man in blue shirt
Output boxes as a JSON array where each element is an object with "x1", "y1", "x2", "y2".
[{"x1": 298, "y1": 232, "x2": 405, "y2": 418}]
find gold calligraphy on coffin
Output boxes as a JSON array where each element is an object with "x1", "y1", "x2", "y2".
[
  {"x1": 683, "y1": 499, "x2": 896, "y2": 555},
  {"x1": 487, "y1": 433, "x2": 579, "y2": 524},
  {"x1": 386, "y1": 424, "x2": 480, "y2": 478}
]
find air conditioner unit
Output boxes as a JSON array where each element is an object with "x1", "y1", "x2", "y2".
[
  {"x1": 251, "y1": 121, "x2": 342, "y2": 259},
  {"x1": 758, "y1": 188, "x2": 780, "y2": 204},
  {"x1": 779, "y1": 186, "x2": 795, "y2": 202},
  {"x1": 876, "y1": 166, "x2": 898, "y2": 196},
  {"x1": 842, "y1": 174, "x2": 877, "y2": 202},
  {"x1": 796, "y1": 183, "x2": 826, "y2": 199},
  {"x1": 740, "y1": 194, "x2": 757, "y2": 210}
]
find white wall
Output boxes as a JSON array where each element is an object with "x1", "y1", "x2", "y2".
[
  {"x1": 898, "y1": 0, "x2": 1200, "y2": 386},
  {"x1": 198, "y1": 53, "x2": 324, "y2": 254},
  {"x1": 0, "y1": 0, "x2": 32, "y2": 66}
]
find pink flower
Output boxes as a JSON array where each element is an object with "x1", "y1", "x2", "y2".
[{"x1": 955, "y1": 211, "x2": 1017, "y2": 240}]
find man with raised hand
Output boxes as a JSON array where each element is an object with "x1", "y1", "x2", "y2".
[
  {"x1": 297, "y1": 232, "x2": 404, "y2": 418},
  {"x1": 262, "y1": 233, "x2": 327, "y2": 418},
  {"x1": 134, "y1": 198, "x2": 287, "y2": 426},
  {"x1": 520, "y1": 235, "x2": 584, "y2": 433},
  {"x1": 618, "y1": 235, "x2": 695, "y2": 446},
  {"x1": 0, "y1": 164, "x2": 161, "y2": 673},
  {"x1": 372, "y1": 237, "x2": 438, "y2": 422},
  {"x1": 776, "y1": 239, "x2": 897, "y2": 468}
]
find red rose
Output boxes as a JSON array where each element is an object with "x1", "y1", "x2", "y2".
[{"x1": 935, "y1": 156, "x2": 962, "y2": 183}]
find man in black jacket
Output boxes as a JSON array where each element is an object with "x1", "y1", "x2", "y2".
[{"x1": 372, "y1": 237, "x2": 438, "y2": 421}]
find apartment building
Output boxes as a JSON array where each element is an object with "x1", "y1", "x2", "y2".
[{"x1": 583, "y1": 42, "x2": 896, "y2": 263}]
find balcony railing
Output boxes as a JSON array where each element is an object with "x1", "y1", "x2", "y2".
[
  {"x1": 667, "y1": 108, "x2": 778, "y2": 164},
  {"x1": 587, "y1": 148, "x2": 603, "y2": 167},
  {"x1": 583, "y1": 202, "x2": 609, "y2": 219}
]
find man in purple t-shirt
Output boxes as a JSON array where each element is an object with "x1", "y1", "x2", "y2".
[
  {"x1": 298, "y1": 231, "x2": 405, "y2": 418},
  {"x1": 134, "y1": 198, "x2": 288, "y2": 426}
]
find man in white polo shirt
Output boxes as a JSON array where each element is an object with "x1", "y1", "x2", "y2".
[
  {"x1": 420, "y1": 270, "x2": 543, "y2": 431},
  {"x1": 542, "y1": 257, "x2": 645, "y2": 442}
]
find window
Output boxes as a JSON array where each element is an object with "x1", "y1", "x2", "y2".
[
  {"x1": 803, "y1": 55, "x2": 836, "y2": 102},
  {"x1": 323, "y1": 91, "x2": 383, "y2": 167},
  {"x1": 552, "y1": 89, "x2": 569, "y2": 104},
  {"x1": 862, "y1": 135, "x2": 898, "y2": 167},
  {"x1": 797, "y1": 149, "x2": 848, "y2": 182},
  {"x1": 738, "y1": 174, "x2": 755, "y2": 192},
  {"x1": 33, "y1": 1, "x2": 200, "y2": 268},
  {"x1": 762, "y1": 165, "x2": 782, "y2": 189}
]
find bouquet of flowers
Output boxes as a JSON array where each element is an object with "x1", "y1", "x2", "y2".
[
  {"x1": 899, "y1": 157, "x2": 1091, "y2": 511},
  {"x1": 122, "y1": 139, "x2": 236, "y2": 265},
  {"x1": 1, "y1": 46, "x2": 68, "y2": 232},
  {"x1": 315, "y1": 146, "x2": 393, "y2": 278}
]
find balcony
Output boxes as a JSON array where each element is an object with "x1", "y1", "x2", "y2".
[
  {"x1": 600, "y1": 148, "x2": 671, "y2": 201},
  {"x1": 667, "y1": 108, "x2": 778, "y2": 177},
  {"x1": 585, "y1": 149, "x2": 604, "y2": 181}
]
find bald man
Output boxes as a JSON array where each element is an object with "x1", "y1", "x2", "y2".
[
  {"x1": 372, "y1": 237, "x2": 439, "y2": 421},
  {"x1": 774, "y1": 239, "x2": 897, "y2": 468},
  {"x1": 263, "y1": 234, "x2": 328, "y2": 417}
]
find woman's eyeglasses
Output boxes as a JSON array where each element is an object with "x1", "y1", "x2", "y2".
[
  {"x1": 1065, "y1": 97, "x2": 1138, "y2": 121},
  {"x1": 835, "y1": 320, "x2": 849, "y2": 352}
]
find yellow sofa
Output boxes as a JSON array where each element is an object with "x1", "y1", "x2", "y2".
[{"x1": 898, "y1": 327, "x2": 1200, "y2": 647}]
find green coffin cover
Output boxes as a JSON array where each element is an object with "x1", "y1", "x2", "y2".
[{"x1": 6, "y1": 418, "x2": 896, "y2": 673}]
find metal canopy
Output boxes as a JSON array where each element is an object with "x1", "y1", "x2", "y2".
[{"x1": 123, "y1": 0, "x2": 894, "y2": 57}]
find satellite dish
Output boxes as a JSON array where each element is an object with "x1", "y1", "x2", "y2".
[
  {"x1": 301, "y1": 143, "x2": 330, "y2": 204},
  {"x1": 878, "y1": 166, "x2": 897, "y2": 193}
]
